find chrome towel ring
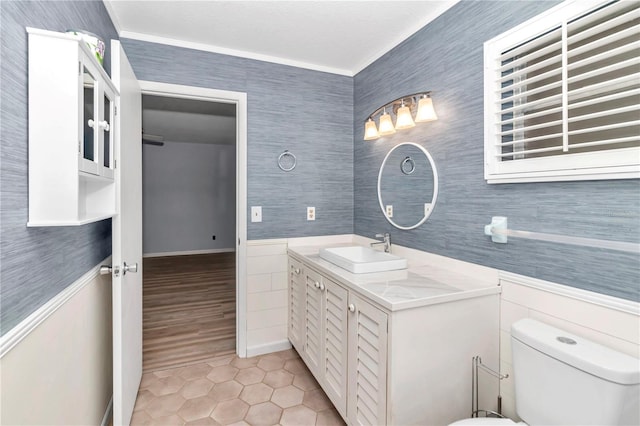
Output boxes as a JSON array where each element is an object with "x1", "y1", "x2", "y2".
[
  {"x1": 401, "y1": 156, "x2": 416, "y2": 175},
  {"x1": 278, "y1": 150, "x2": 297, "y2": 172}
]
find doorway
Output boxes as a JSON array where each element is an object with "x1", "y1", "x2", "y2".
[{"x1": 138, "y1": 81, "x2": 248, "y2": 370}]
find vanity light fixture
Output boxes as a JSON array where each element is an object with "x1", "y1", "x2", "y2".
[{"x1": 363, "y1": 92, "x2": 437, "y2": 141}]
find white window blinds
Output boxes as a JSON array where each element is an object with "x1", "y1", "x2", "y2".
[{"x1": 484, "y1": 0, "x2": 640, "y2": 183}]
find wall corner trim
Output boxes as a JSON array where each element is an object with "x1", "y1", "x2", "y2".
[
  {"x1": 499, "y1": 271, "x2": 640, "y2": 315},
  {"x1": 0, "y1": 257, "x2": 112, "y2": 358}
]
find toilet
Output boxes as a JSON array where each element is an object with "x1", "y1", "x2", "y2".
[{"x1": 450, "y1": 318, "x2": 640, "y2": 426}]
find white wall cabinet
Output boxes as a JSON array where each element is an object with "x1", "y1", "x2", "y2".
[
  {"x1": 288, "y1": 252, "x2": 500, "y2": 425},
  {"x1": 27, "y1": 28, "x2": 118, "y2": 226}
]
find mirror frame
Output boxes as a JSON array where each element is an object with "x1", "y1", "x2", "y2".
[{"x1": 377, "y1": 142, "x2": 439, "y2": 230}]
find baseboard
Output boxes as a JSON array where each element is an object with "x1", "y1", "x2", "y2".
[
  {"x1": 101, "y1": 397, "x2": 113, "y2": 426},
  {"x1": 143, "y1": 248, "x2": 235, "y2": 258},
  {"x1": 0, "y1": 257, "x2": 111, "y2": 358},
  {"x1": 246, "y1": 339, "x2": 292, "y2": 358}
]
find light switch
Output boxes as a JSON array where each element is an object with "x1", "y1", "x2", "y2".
[
  {"x1": 251, "y1": 206, "x2": 262, "y2": 222},
  {"x1": 386, "y1": 205, "x2": 393, "y2": 217}
]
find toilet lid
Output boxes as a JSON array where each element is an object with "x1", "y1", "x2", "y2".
[{"x1": 449, "y1": 418, "x2": 517, "y2": 426}]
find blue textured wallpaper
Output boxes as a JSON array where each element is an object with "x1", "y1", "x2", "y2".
[
  {"x1": 0, "y1": 1, "x2": 116, "y2": 335},
  {"x1": 354, "y1": 1, "x2": 640, "y2": 301},
  {"x1": 3, "y1": 1, "x2": 637, "y2": 340},
  {"x1": 120, "y1": 39, "x2": 354, "y2": 241}
]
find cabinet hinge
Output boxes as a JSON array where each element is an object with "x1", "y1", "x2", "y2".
[
  {"x1": 114, "y1": 160, "x2": 117, "y2": 169},
  {"x1": 79, "y1": 61, "x2": 82, "y2": 76},
  {"x1": 114, "y1": 106, "x2": 118, "y2": 116},
  {"x1": 78, "y1": 140, "x2": 81, "y2": 153}
]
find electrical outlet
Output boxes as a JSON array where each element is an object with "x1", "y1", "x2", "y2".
[
  {"x1": 307, "y1": 206, "x2": 315, "y2": 221},
  {"x1": 386, "y1": 205, "x2": 393, "y2": 217},
  {"x1": 251, "y1": 206, "x2": 262, "y2": 223}
]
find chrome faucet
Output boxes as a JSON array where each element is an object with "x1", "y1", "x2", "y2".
[{"x1": 371, "y1": 233, "x2": 391, "y2": 253}]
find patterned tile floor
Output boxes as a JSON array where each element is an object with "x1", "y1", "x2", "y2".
[{"x1": 131, "y1": 348, "x2": 346, "y2": 426}]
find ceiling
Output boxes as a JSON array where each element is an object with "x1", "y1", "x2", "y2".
[
  {"x1": 142, "y1": 95, "x2": 236, "y2": 146},
  {"x1": 103, "y1": 0, "x2": 459, "y2": 76},
  {"x1": 121, "y1": 1, "x2": 458, "y2": 146}
]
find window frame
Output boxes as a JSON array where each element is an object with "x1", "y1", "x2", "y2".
[{"x1": 483, "y1": 0, "x2": 640, "y2": 184}]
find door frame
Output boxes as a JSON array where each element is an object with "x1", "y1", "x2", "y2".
[{"x1": 138, "y1": 81, "x2": 248, "y2": 357}]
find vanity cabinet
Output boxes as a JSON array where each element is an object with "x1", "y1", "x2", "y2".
[
  {"x1": 297, "y1": 266, "x2": 350, "y2": 417},
  {"x1": 303, "y1": 267, "x2": 323, "y2": 374},
  {"x1": 288, "y1": 258, "x2": 305, "y2": 352},
  {"x1": 288, "y1": 251, "x2": 500, "y2": 426},
  {"x1": 288, "y1": 258, "x2": 386, "y2": 422},
  {"x1": 27, "y1": 28, "x2": 118, "y2": 226},
  {"x1": 347, "y1": 293, "x2": 388, "y2": 426}
]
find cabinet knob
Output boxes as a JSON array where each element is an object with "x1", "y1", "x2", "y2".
[
  {"x1": 348, "y1": 303, "x2": 355, "y2": 312},
  {"x1": 315, "y1": 281, "x2": 320, "y2": 289},
  {"x1": 320, "y1": 283, "x2": 325, "y2": 291},
  {"x1": 294, "y1": 268, "x2": 300, "y2": 275},
  {"x1": 87, "y1": 118, "x2": 95, "y2": 128},
  {"x1": 98, "y1": 120, "x2": 110, "y2": 131}
]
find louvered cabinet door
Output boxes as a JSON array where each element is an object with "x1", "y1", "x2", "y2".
[
  {"x1": 304, "y1": 268, "x2": 323, "y2": 376},
  {"x1": 321, "y1": 278, "x2": 349, "y2": 417},
  {"x1": 347, "y1": 294, "x2": 388, "y2": 426},
  {"x1": 288, "y1": 258, "x2": 304, "y2": 352}
]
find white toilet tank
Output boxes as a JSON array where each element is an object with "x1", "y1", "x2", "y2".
[{"x1": 511, "y1": 318, "x2": 640, "y2": 425}]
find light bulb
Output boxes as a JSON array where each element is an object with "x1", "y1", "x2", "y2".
[
  {"x1": 378, "y1": 111, "x2": 396, "y2": 136},
  {"x1": 395, "y1": 101, "x2": 415, "y2": 129},
  {"x1": 364, "y1": 118, "x2": 380, "y2": 140},
  {"x1": 415, "y1": 96, "x2": 438, "y2": 122}
]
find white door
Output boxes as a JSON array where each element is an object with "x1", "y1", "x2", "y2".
[{"x1": 111, "y1": 40, "x2": 143, "y2": 426}]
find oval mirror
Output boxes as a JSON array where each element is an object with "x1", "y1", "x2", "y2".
[{"x1": 377, "y1": 142, "x2": 438, "y2": 230}]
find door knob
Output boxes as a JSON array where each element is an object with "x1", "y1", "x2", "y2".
[
  {"x1": 123, "y1": 262, "x2": 138, "y2": 275},
  {"x1": 100, "y1": 264, "x2": 121, "y2": 277},
  {"x1": 348, "y1": 303, "x2": 355, "y2": 312}
]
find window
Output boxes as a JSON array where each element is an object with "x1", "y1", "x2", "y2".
[{"x1": 484, "y1": 0, "x2": 640, "y2": 183}]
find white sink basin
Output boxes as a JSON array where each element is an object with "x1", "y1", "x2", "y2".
[{"x1": 319, "y1": 246, "x2": 408, "y2": 274}]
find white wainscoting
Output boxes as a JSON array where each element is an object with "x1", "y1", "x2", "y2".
[
  {"x1": 0, "y1": 259, "x2": 113, "y2": 425},
  {"x1": 245, "y1": 235, "x2": 352, "y2": 356}
]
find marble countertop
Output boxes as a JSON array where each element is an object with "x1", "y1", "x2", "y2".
[{"x1": 288, "y1": 244, "x2": 501, "y2": 312}]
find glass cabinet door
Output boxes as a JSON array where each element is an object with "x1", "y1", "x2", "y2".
[
  {"x1": 100, "y1": 86, "x2": 115, "y2": 178},
  {"x1": 79, "y1": 63, "x2": 99, "y2": 175}
]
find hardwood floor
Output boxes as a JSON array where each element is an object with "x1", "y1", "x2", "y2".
[{"x1": 142, "y1": 253, "x2": 236, "y2": 372}]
